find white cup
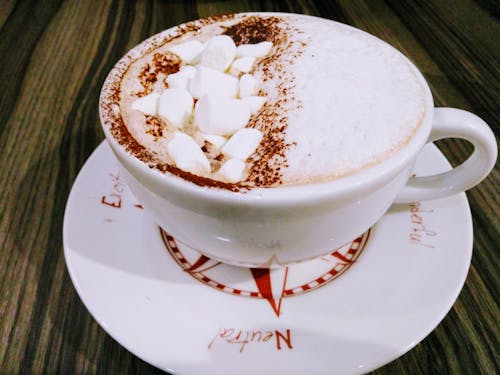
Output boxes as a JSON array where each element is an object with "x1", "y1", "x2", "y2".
[{"x1": 100, "y1": 14, "x2": 497, "y2": 268}]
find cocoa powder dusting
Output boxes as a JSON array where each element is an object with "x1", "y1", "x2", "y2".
[
  {"x1": 145, "y1": 115, "x2": 165, "y2": 139},
  {"x1": 223, "y1": 16, "x2": 283, "y2": 46},
  {"x1": 155, "y1": 162, "x2": 242, "y2": 191},
  {"x1": 137, "y1": 52, "x2": 181, "y2": 96},
  {"x1": 241, "y1": 17, "x2": 304, "y2": 187},
  {"x1": 102, "y1": 14, "x2": 304, "y2": 191}
]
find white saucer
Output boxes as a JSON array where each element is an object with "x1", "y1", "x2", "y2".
[{"x1": 63, "y1": 142, "x2": 472, "y2": 375}]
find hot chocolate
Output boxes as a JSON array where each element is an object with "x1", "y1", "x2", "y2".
[{"x1": 101, "y1": 13, "x2": 425, "y2": 189}]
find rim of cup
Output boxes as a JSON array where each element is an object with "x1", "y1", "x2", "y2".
[{"x1": 99, "y1": 12, "x2": 434, "y2": 207}]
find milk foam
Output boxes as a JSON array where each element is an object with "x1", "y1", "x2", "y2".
[
  {"x1": 280, "y1": 17, "x2": 425, "y2": 184},
  {"x1": 117, "y1": 14, "x2": 425, "y2": 187}
]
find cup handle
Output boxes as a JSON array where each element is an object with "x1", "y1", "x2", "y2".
[{"x1": 394, "y1": 107, "x2": 497, "y2": 203}]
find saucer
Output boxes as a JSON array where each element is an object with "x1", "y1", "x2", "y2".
[{"x1": 63, "y1": 142, "x2": 472, "y2": 374}]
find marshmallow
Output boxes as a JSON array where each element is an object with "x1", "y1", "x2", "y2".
[
  {"x1": 239, "y1": 74, "x2": 259, "y2": 97},
  {"x1": 218, "y1": 158, "x2": 246, "y2": 183},
  {"x1": 241, "y1": 96, "x2": 267, "y2": 115},
  {"x1": 200, "y1": 35, "x2": 236, "y2": 71},
  {"x1": 194, "y1": 96, "x2": 250, "y2": 136},
  {"x1": 131, "y1": 92, "x2": 160, "y2": 115},
  {"x1": 229, "y1": 56, "x2": 256, "y2": 75},
  {"x1": 165, "y1": 71, "x2": 189, "y2": 90},
  {"x1": 189, "y1": 66, "x2": 239, "y2": 99},
  {"x1": 199, "y1": 133, "x2": 227, "y2": 150},
  {"x1": 165, "y1": 65, "x2": 197, "y2": 89},
  {"x1": 236, "y1": 42, "x2": 273, "y2": 58},
  {"x1": 158, "y1": 89, "x2": 194, "y2": 128},
  {"x1": 168, "y1": 40, "x2": 205, "y2": 64},
  {"x1": 180, "y1": 65, "x2": 197, "y2": 79},
  {"x1": 221, "y1": 128, "x2": 263, "y2": 160},
  {"x1": 167, "y1": 131, "x2": 211, "y2": 174}
]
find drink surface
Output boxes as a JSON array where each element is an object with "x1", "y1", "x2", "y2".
[{"x1": 101, "y1": 13, "x2": 425, "y2": 189}]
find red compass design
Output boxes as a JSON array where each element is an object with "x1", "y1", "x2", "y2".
[{"x1": 161, "y1": 229, "x2": 371, "y2": 317}]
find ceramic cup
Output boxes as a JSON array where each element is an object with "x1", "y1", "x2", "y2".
[{"x1": 99, "y1": 14, "x2": 497, "y2": 268}]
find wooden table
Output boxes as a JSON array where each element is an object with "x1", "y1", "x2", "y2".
[{"x1": 1, "y1": 1, "x2": 498, "y2": 374}]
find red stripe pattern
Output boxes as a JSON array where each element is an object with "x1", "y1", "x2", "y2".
[{"x1": 160, "y1": 228, "x2": 370, "y2": 299}]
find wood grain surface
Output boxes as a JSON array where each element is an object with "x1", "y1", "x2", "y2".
[{"x1": 0, "y1": 1, "x2": 498, "y2": 374}]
